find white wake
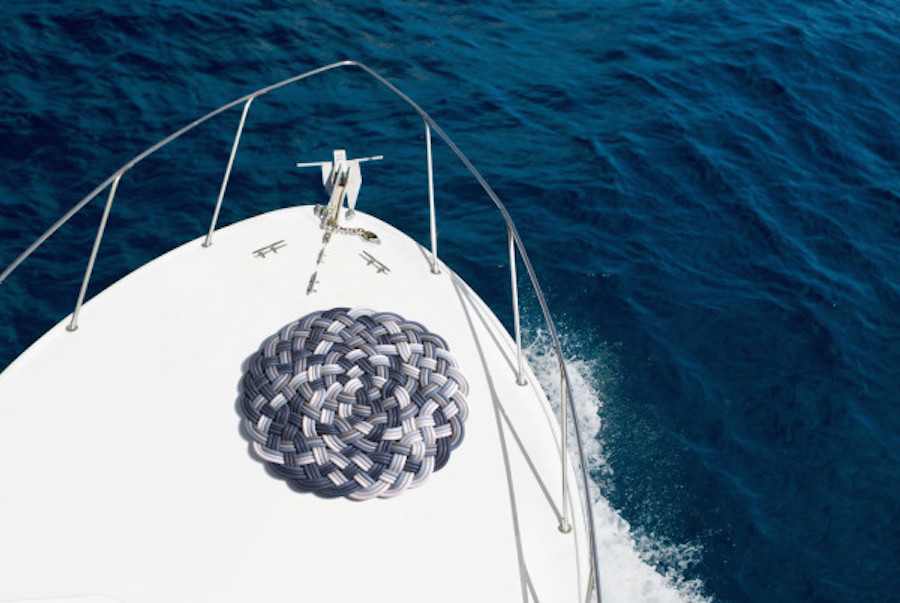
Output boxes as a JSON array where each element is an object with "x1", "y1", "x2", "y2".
[{"x1": 525, "y1": 329, "x2": 710, "y2": 602}]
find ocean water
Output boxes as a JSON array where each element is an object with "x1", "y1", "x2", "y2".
[{"x1": 1, "y1": 1, "x2": 898, "y2": 601}]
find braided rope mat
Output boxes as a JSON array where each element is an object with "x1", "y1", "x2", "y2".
[{"x1": 240, "y1": 307, "x2": 470, "y2": 501}]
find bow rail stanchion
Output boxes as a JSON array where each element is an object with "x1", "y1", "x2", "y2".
[
  {"x1": 67, "y1": 171, "x2": 124, "y2": 332},
  {"x1": 426, "y1": 120, "x2": 440, "y2": 274},
  {"x1": 204, "y1": 96, "x2": 255, "y2": 248},
  {"x1": 558, "y1": 370, "x2": 573, "y2": 533},
  {"x1": 508, "y1": 225, "x2": 527, "y2": 386}
]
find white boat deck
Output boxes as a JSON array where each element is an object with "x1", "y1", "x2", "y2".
[{"x1": 0, "y1": 206, "x2": 590, "y2": 602}]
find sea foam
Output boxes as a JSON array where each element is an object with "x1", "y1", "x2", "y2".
[{"x1": 526, "y1": 327, "x2": 710, "y2": 602}]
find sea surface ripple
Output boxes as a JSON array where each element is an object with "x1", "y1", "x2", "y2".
[{"x1": 1, "y1": 1, "x2": 898, "y2": 601}]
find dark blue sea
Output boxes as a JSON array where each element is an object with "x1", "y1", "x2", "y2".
[{"x1": 1, "y1": 1, "x2": 898, "y2": 601}]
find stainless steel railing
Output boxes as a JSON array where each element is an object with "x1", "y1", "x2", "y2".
[{"x1": 0, "y1": 60, "x2": 602, "y2": 602}]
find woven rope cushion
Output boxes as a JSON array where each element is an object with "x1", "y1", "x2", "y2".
[{"x1": 240, "y1": 307, "x2": 470, "y2": 501}]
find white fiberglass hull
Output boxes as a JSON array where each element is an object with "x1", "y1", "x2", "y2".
[{"x1": 0, "y1": 206, "x2": 591, "y2": 602}]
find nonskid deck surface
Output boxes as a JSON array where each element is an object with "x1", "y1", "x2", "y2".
[{"x1": 0, "y1": 206, "x2": 589, "y2": 602}]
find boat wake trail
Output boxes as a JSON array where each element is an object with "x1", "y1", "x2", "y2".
[{"x1": 525, "y1": 328, "x2": 710, "y2": 603}]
